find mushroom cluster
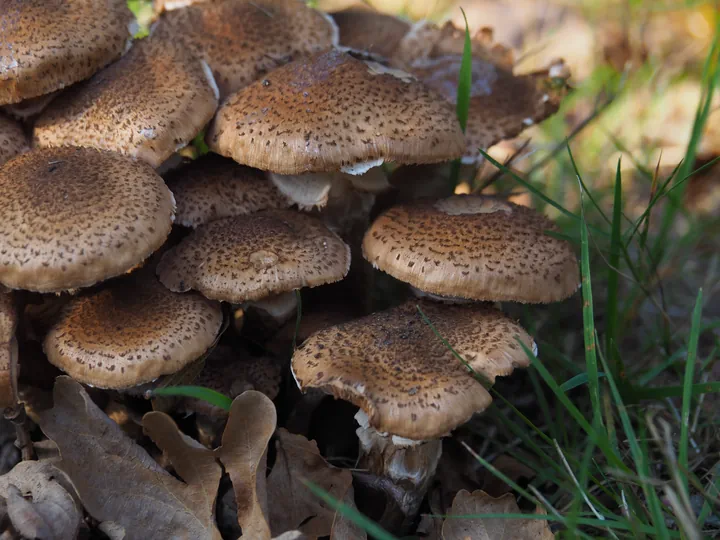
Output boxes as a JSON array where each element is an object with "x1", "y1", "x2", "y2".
[{"x1": 0, "y1": 0, "x2": 576, "y2": 536}]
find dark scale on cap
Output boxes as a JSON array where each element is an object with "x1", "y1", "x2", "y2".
[
  {"x1": 43, "y1": 271, "x2": 223, "y2": 389},
  {"x1": 332, "y1": 8, "x2": 411, "y2": 59},
  {"x1": 291, "y1": 300, "x2": 534, "y2": 440},
  {"x1": 33, "y1": 36, "x2": 219, "y2": 168},
  {"x1": 0, "y1": 112, "x2": 28, "y2": 166},
  {"x1": 0, "y1": 0, "x2": 134, "y2": 105},
  {"x1": 0, "y1": 289, "x2": 17, "y2": 408},
  {"x1": 157, "y1": 209, "x2": 351, "y2": 303},
  {"x1": 165, "y1": 154, "x2": 291, "y2": 228},
  {"x1": 151, "y1": 0, "x2": 338, "y2": 99},
  {"x1": 207, "y1": 48, "x2": 465, "y2": 174},
  {"x1": 0, "y1": 147, "x2": 175, "y2": 293},
  {"x1": 362, "y1": 194, "x2": 580, "y2": 303}
]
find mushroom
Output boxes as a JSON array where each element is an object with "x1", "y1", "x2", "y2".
[
  {"x1": 0, "y1": 288, "x2": 18, "y2": 409},
  {"x1": 362, "y1": 194, "x2": 580, "y2": 303},
  {"x1": 0, "y1": 147, "x2": 175, "y2": 293},
  {"x1": 331, "y1": 7, "x2": 411, "y2": 59},
  {"x1": 1, "y1": 91, "x2": 60, "y2": 121},
  {"x1": 206, "y1": 48, "x2": 465, "y2": 175},
  {"x1": 150, "y1": 0, "x2": 339, "y2": 99},
  {"x1": 291, "y1": 299, "x2": 534, "y2": 530},
  {"x1": 0, "y1": 112, "x2": 28, "y2": 167},
  {"x1": 43, "y1": 270, "x2": 223, "y2": 390},
  {"x1": 164, "y1": 154, "x2": 291, "y2": 228},
  {"x1": 0, "y1": 0, "x2": 134, "y2": 105},
  {"x1": 33, "y1": 35, "x2": 219, "y2": 168}
]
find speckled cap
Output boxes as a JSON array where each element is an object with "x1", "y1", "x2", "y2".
[
  {"x1": 0, "y1": 0, "x2": 134, "y2": 105},
  {"x1": 33, "y1": 36, "x2": 219, "y2": 168},
  {"x1": 151, "y1": 0, "x2": 338, "y2": 99},
  {"x1": 0, "y1": 112, "x2": 28, "y2": 166},
  {"x1": 157, "y1": 209, "x2": 351, "y2": 303},
  {"x1": 43, "y1": 271, "x2": 223, "y2": 389},
  {"x1": 207, "y1": 49, "x2": 465, "y2": 175},
  {"x1": 291, "y1": 300, "x2": 534, "y2": 440},
  {"x1": 363, "y1": 194, "x2": 580, "y2": 303},
  {"x1": 165, "y1": 154, "x2": 290, "y2": 228},
  {"x1": 332, "y1": 8, "x2": 410, "y2": 59},
  {"x1": 0, "y1": 289, "x2": 18, "y2": 408},
  {"x1": 0, "y1": 147, "x2": 175, "y2": 293}
]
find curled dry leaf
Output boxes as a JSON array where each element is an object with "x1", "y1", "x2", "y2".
[
  {"x1": 216, "y1": 390, "x2": 277, "y2": 540},
  {"x1": 265, "y1": 429, "x2": 357, "y2": 538},
  {"x1": 37, "y1": 376, "x2": 222, "y2": 540},
  {"x1": 442, "y1": 490, "x2": 554, "y2": 540},
  {"x1": 0, "y1": 460, "x2": 80, "y2": 540}
]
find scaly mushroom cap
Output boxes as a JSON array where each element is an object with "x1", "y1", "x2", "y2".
[
  {"x1": 165, "y1": 154, "x2": 290, "y2": 228},
  {"x1": 157, "y1": 210, "x2": 351, "y2": 303},
  {"x1": 151, "y1": 0, "x2": 338, "y2": 99},
  {"x1": 331, "y1": 8, "x2": 410, "y2": 59},
  {"x1": 0, "y1": 147, "x2": 175, "y2": 293},
  {"x1": 2, "y1": 91, "x2": 59, "y2": 120},
  {"x1": 0, "y1": 0, "x2": 134, "y2": 105},
  {"x1": 44, "y1": 272, "x2": 223, "y2": 389},
  {"x1": 0, "y1": 112, "x2": 28, "y2": 166},
  {"x1": 207, "y1": 49, "x2": 465, "y2": 175},
  {"x1": 33, "y1": 36, "x2": 219, "y2": 168},
  {"x1": 292, "y1": 300, "x2": 534, "y2": 440},
  {"x1": 363, "y1": 194, "x2": 580, "y2": 303},
  {"x1": 0, "y1": 289, "x2": 17, "y2": 408}
]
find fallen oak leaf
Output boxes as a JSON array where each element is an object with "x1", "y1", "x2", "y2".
[
  {"x1": 330, "y1": 483, "x2": 367, "y2": 540},
  {"x1": 37, "y1": 376, "x2": 222, "y2": 539},
  {"x1": 441, "y1": 490, "x2": 554, "y2": 539}
]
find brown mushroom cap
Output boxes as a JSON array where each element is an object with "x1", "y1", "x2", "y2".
[
  {"x1": 33, "y1": 36, "x2": 219, "y2": 168},
  {"x1": 331, "y1": 8, "x2": 410, "y2": 59},
  {"x1": 157, "y1": 209, "x2": 351, "y2": 303},
  {"x1": 207, "y1": 48, "x2": 465, "y2": 175},
  {"x1": 0, "y1": 112, "x2": 28, "y2": 166},
  {"x1": 0, "y1": 288, "x2": 18, "y2": 408},
  {"x1": 362, "y1": 194, "x2": 579, "y2": 303},
  {"x1": 164, "y1": 154, "x2": 291, "y2": 228},
  {"x1": 151, "y1": 0, "x2": 338, "y2": 99},
  {"x1": 0, "y1": 146, "x2": 175, "y2": 293},
  {"x1": 291, "y1": 300, "x2": 534, "y2": 440},
  {"x1": 43, "y1": 271, "x2": 223, "y2": 389},
  {"x1": 2, "y1": 91, "x2": 59, "y2": 120},
  {"x1": 0, "y1": 0, "x2": 134, "y2": 105}
]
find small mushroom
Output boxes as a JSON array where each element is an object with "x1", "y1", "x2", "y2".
[
  {"x1": 363, "y1": 194, "x2": 580, "y2": 303},
  {"x1": 0, "y1": 0, "x2": 134, "y2": 105},
  {"x1": 291, "y1": 299, "x2": 534, "y2": 530},
  {"x1": 157, "y1": 209, "x2": 351, "y2": 303},
  {"x1": 43, "y1": 271, "x2": 223, "y2": 390},
  {"x1": 331, "y1": 7, "x2": 411, "y2": 59},
  {"x1": 0, "y1": 112, "x2": 28, "y2": 167},
  {"x1": 33, "y1": 36, "x2": 219, "y2": 168},
  {"x1": 207, "y1": 49, "x2": 465, "y2": 175},
  {"x1": 164, "y1": 154, "x2": 291, "y2": 228},
  {"x1": 0, "y1": 147, "x2": 175, "y2": 293},
  {"x1": 151, "y1": 0, "x2": 338, "y2": 99}
]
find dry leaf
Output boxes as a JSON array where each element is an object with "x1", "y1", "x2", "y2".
[
  {"x1": 216, "y1": 390, "x2": 277, "y2": 540},
  {"x1": 0, "y1": 289, "x2": 18, "y2": 409},
  {"x1": 37, "y1": 376, "x2": 222, "y2": 540},
  {"x1": 0, "y1": 461, "x2": 80, "y2": 540},
  {"x1": 442, "y1": 490, "x2": 554, "y2": 540},
  {"x1": 330, "y1": 483, "x2": 367, "y2": 540},
  {"x1": 482, "y1": 455, "x2": 536, "y2": 497},
  {"x1": 267, "y1": 429, "x2": 354, "y2": 538}
]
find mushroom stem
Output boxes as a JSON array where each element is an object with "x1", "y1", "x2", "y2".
[
  {"x1": 5, "y1": 403, "x2": 34, "y2": 462},
  {"x1": 355, "y1": 411, "x2": 442, "y2": 532}
]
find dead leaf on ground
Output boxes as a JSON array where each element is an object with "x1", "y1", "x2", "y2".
[
  {"x1": 0, "y1": 460, "x2": 80, "y2": 540},
  {"x1": 216, "y1": 390, "x2": 277, "y2": 540},
  {"x1": 441, "y1": 490, "x2": 554, "y2": 540},
  {"x1": 330, "y1": 483, "x2": 367, "y2": 540},
  {"x1": 37, "y1": 376, "x2": 222, "y2": 540},
  {"x1": 481, "y1": 455, "x2": 536, "y2": 497},
  {"x1": 266, "y1": 428, "x2": 358, "y2": 538}
]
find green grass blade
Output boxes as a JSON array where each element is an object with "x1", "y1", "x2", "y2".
[
  {"x1": 448, "y1": 7, "x2": 473, "y2": 189},
  {"x1": 630, "y1": 382, "x2": 720, "y2": 400},
  {"x1": 606, "y1": 159, "x2": 625, "y2": 379},
  {"x1": 148, "y1": 385, "x2": 233, "y2": 411},
  {"x1": 560, "y1": 372, "x2": 607, "y2": 393}
]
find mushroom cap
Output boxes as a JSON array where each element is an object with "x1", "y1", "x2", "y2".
[
  {"x1": 0, "y1": 0, "x2": 134, "y2": 105},
  {"x1": 164, "y1": 154, "x2": 291, "y2": 228},
  {"x1": 206, "y1": 48, "x2": 465, "y2": 174},
  {"x1": 291, "y1": 300, "x2": 534, "y2": 440},
  {"x1": 0, "y1": 146, "x2": 175, "y2": 293},
  {"x1": 33, "y1": 36, "x2": 219, "y2": 168},
  {"x1": 151, "y1": 0, "x2": 338, "y2": 99},
  {"x1": 0, "y1": 112, "x2": 28, "y2": 166},
  {"x1": 43, "y1": 271, "x2": 223, "y2": 389},
  {"x1": 362, "y1": 194, "x2": 580, "y2": 303},
  {"x1": 157, "y1": 210, "x2": 351, "y2": 303},
  {"x1": 0, "y1": 288, "x2": 18, "y2": 408},
  {"x1": 331, "y1": 8, "x2": 410, "y2": 59},
  {"x1": 2, "y1": 91, "x2": 59, "y2": 120}
]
